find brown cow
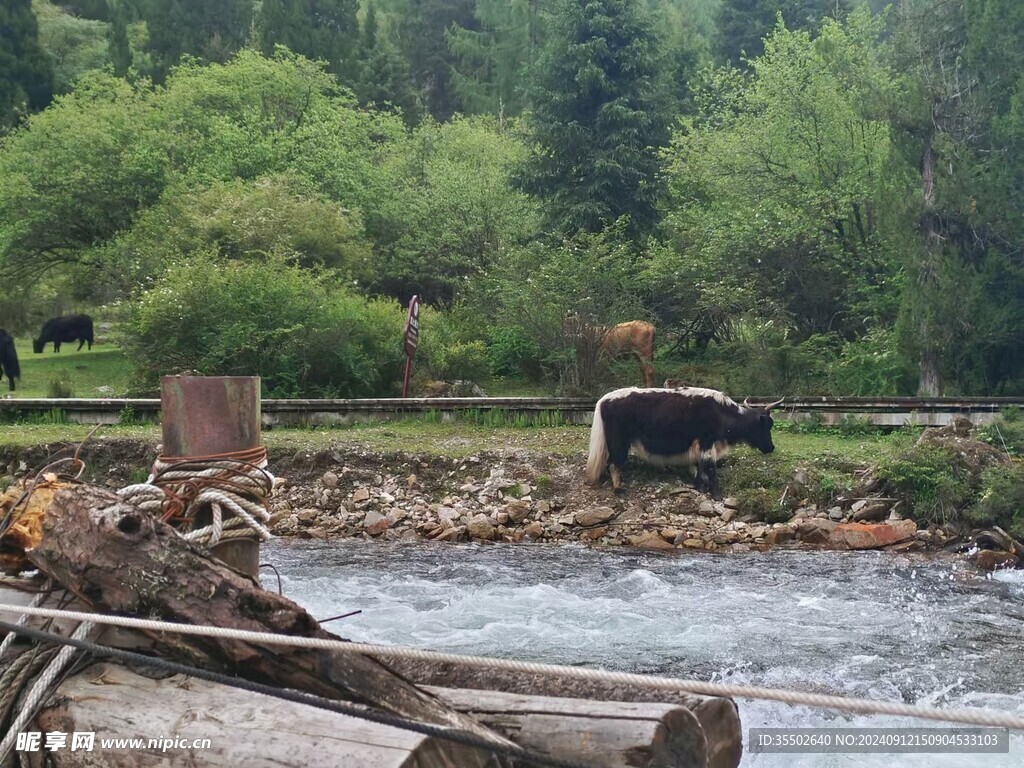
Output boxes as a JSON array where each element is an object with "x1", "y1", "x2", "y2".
[{"x1": 599, "y1": 321, "x2": 656, "y2": 388}]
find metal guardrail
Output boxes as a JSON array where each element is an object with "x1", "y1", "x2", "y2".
[{"x1": 1, "y1": 396, "x2": 1022, "y2": 427}]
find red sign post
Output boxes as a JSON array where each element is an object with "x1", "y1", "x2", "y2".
[{"x1": 401, "y1": 295, "x2": 420, "y2": 397}]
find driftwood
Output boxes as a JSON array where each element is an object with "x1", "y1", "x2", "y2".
[
  {"x1": 2, "y1": 481, "x2": 514, "y2": 749},
  {"x1": 425, "y1": 686, "x2": 708, "y2": 768},
  {"x1": 35, "y1": 663, "x2": 495, "y2": 768},
  {"x1": 382, "y1": 661, "x2": 742, "y2": 768}
]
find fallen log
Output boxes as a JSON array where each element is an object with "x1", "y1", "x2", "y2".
[
  {"x1": 380, "y1": 660, "x2": 742, "y2": 768},
  {"x1": 425, "y1": 685, "x2": 708, "y2": 768},
  {"x1": 36, "y1": 663, "x2": 495, "y2": 768},
  {"x1": 2, "y1": 481, "x2": 514, "y2": 749}
]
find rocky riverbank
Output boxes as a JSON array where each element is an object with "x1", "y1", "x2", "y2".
[
  {"x1": 267, "y1": 446, "x2": 942, "y2": 555},
  {"x1": 1, "y1": 425, "x2": 1016, "y2": 565}
]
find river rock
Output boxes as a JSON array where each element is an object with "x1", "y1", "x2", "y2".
[
  {"x1": 697, "y1": 500, "x2": 716, "y2": 517},
  {"x1": 575, "y1": 506, "x2": 617, "y2": 527},
  {"x1": 504, "y1": 500, "x2": 531, "y2": 523},
  {"x1": 829, "y1": 520, "x2": 917, "y2": 550},
  {"x1": 363, "y1": 511, "x2": 390, "y2": 536},
  {"x1": 796, "y1": 518, "x2": 837, "y2": 545},
  {"x1": 524, "y1": 521, "x2": 544, "y2": 539},
  {"x1": 852, "y1": 501, "x2": 890, "y2": 523},
  {"x1": 467, "y1": 514, "x2": 496, "y2": 540},
  {"x1": 974, "y1": 550, "x2": 1019, "y2": 571},
  {"x1": 628, "y1": 532, "x2": 676, "y2": 551}
]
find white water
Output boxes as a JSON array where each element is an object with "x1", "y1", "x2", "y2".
[{"x1": 262, "y1": 540, "x2": 1024, "y2": 766}]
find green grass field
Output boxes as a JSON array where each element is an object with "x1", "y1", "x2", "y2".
[{"x1": 4, "y1": 337, "x2": 134, "y2": 398}]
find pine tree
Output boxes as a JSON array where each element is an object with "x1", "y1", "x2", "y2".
[
  {"x1": 141, "y1": 0, "x2": 252, "y2": 80},
  {"x1": 0, "y1": 0, "x2": 54, "y2": 131},
  {"x1": 107, "y1": 0, "x2": 132, "y2": 77},
  {"x1": 400, "y1": 0, "x2": 478, "y2": 121},
  {"x1": 446, "y1": 0, "x2": 548, "y2": 116},
  {"x1": 716, "y1": 0, "x2": 850, "y2": 65},
  {"x1": 355, "y1": 3, "x2": 424, "y2": 125},
  {"x1": 259, "y1": 0, "x2": 361, "y2": 85},
  {"x1": 516, "y1": 0, "x2": 671, "y2": 238}
]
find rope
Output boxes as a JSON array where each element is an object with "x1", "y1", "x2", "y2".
[
  {"x1": 0, "y1": 620, "x2": 591, "y2": 768},
  {"x1": 0, "y1": 603, "x2": 1022, "y2": 731},
  {"x1": 117, "y1": 448, "x2": 275, "y2": 546},
  {"x1": 0, "y1": 620, "x2": 94, "y2": 761}
]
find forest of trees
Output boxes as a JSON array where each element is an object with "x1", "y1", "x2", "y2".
[{"x1": 0, "y1": 0, "x2": 1021, "y2": 397}]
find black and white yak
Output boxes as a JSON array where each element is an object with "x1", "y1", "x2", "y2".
[{"x1": 585, "y1": 387, "x2": 783, "y2": 498}]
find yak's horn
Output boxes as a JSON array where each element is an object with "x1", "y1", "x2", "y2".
[{"x1": 764, "y1": 397, "x2": 785, "y2": 411}]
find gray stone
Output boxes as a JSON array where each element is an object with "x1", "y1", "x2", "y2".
[{"x1": 321, "y1": 471, "x2": 339, "y2": 489}]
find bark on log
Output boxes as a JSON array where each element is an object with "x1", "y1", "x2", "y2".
[
  {"x1": 424, "y1": 685, "x2": 708, "y2": 768},
  {"x1": 10, "y1": 483, "x2": 514, "y2": 749},
  {"x1": 381, "y1": 661, "x2": 742, "y2": 768},
  {"x1": 36, "y1": 663, "x2": 495, "y2": 768}
]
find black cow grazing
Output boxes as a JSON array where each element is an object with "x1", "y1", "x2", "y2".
[
  {"x1": 0, "y1": 330, "x2": 19, "y2": 392},
  {"x1": 585, "y1": 386, "x2": 784, "y2": 498},
  {"x1": 33, "y1": 314, "x2": 94, "y2": 354}
]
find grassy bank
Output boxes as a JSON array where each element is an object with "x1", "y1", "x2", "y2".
[{"x1": 4, "y1": 337, "x2": 133, "y2": 398}]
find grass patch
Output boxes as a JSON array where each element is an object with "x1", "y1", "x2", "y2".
[{"x1": 4, "y1": 336, "x2": 133, "y2": 398}]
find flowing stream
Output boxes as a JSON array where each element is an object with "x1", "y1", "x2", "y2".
[{"x1": 262, "y1": 539, "x2": 1024, "y2": 767}]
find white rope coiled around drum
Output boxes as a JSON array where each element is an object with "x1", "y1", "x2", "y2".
[{"x1": 117, "y1": 448, "x2": 275, "y2": 547}]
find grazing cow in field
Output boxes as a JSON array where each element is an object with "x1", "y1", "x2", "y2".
[
  {"x1": 33, "y1": 314, "x2": 94, "y2": 353},
  {"x1": 585, "y1": 386, "x2": 783, "y2": 498},
  {"x1": 0, "y1": 330, "x2": 19, "y2": 392}
]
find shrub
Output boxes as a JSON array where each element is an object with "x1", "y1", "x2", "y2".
[
  {"x1": 965, "y1": 463, "x2": 1024, "y2": 540},
  {"x1": 875, "y1": 445, "x2": 974, "y2": 524},
  {"x1": 978, "y1": 408, "x2": 1024, "y2": 457},
  {"x1": 124, "y1": 255, "x2": 405, "y2": 397},
  {"x1": 47, "y1": 371, "x2": 75, "y2": 398},
  {"x1": 415, "y1": 305, "x2": 491, "y2": 384},
  {"x1": 488, "y1": 325, "x2": 544, "y2": 379}
]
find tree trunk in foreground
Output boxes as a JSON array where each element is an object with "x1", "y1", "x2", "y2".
[{"x1": 7, "y1": 482, "x2": 514, "y2": 748}]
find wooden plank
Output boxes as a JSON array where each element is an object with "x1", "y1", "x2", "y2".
[
  {"x1": 425, "y1": 685, "x2": 708, "y2": 768},
  {"x1": 36, "y1": 663, "x2": 494, "y2": 768}
]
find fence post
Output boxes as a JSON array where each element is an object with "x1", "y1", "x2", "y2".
[{"x1": 160, "y1": 375, "x2": 262, "y2": 577}]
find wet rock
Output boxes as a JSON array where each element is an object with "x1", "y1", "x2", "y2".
[
  {"x1": 575, "y1": 506, "x2": 617, "y2": 527},
  {"x1": 974, "y1": 550, "x2": 1018, "y2": 571},
  {"x1": 829, "y1": 520, "x2": 917, "y2": 550}
]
